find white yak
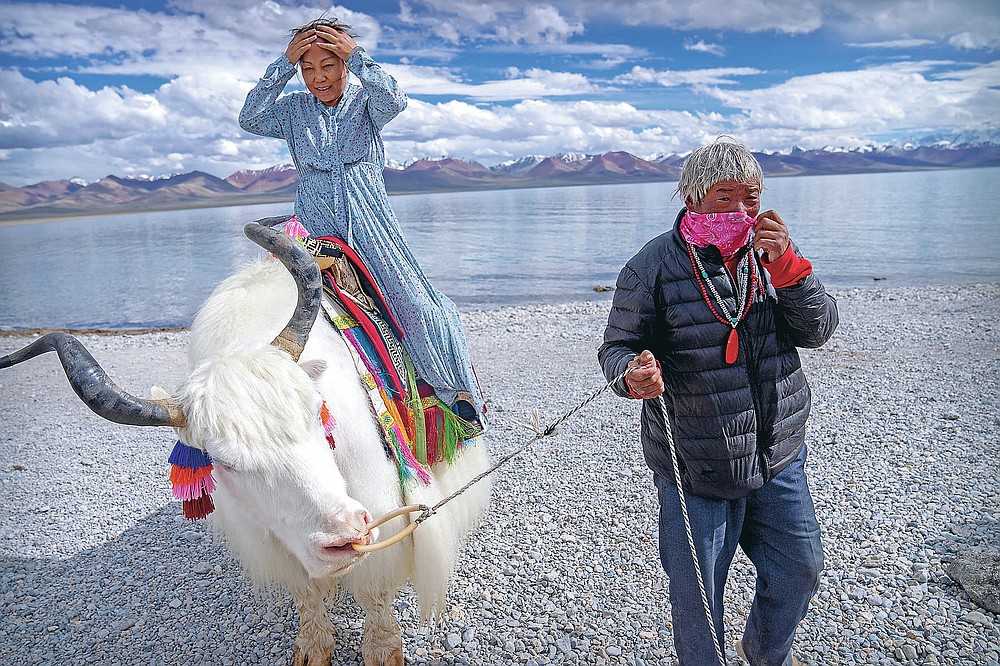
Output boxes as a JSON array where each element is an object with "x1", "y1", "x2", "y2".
[{"x1": 0, "y1": 223, "x2": 492, "y2": 666}]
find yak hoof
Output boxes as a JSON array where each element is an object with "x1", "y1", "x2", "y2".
[
  {"x1": 292, "y1": 644, "x2": 333, "y2": 666},
  {"x1": 363, "y1": 646, "x2": 404, "y2": 666}
]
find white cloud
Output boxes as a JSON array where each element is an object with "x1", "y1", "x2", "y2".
[
  {"x1": 949, "y1": 31, "x2": 996, "y2": 50},
  {"x1": 828, "y1": 0, "x2": 1000, "y2": 50},
  {"x1": 615, "y1": 66, "x2": 763, "y2": 88},
  {"x1": 407, "y1": 0, "x2": 825, "y2": 36},
  {"x1": 613, "y1": 0, "x2": 825, "y2": 33},
  {"x1": 489, "y1": 42, "x2": 651, "y2": 58},
  {"x1": 702, "y1": 60, "x2": 1000, "y2": 146},
  {"x1": 0, "y1": 2, "x2": 382, "y2": 80},
  {"x1": 493, "y1": 5, "x2": 584, "y2": 44},
  {"x1": 390, "y1": 64, "x2": 597, "y2": 100},
  {"x1": 0, "y1": 65, "x2": 281, "y2": 184},
  {"x1": 684, "y1": 40, "x2": 726, "y2": 57},
  {"x1": 846, "y1": 39, "x2": 937, "y2": 49},
  {"x1": 0, "y1": 70, "x2": 167, "y2": 150},
  {"x1": 382, "y1": 97, "x2": 707, "y2": 164},
  {"x1": 406, "y1": 0, "x2": 999, "y2": 49}
]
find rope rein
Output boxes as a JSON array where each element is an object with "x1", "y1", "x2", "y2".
[
  {"x1": 420, "y1": 367, "x2": 627, "y2": 522},
  {"x1": 656, "y1": 391, "x2": 726, "y2": 666},
  {"x1": 357, "y1": 368, "x2": 631, "y2": 541},
  {"x1": 354, "y1": 366, "x2": 727, "y2": 665}
]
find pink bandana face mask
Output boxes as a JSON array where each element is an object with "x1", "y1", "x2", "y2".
[{"x1": 680, "y1": 210, "x2": 756, "y2": 258}]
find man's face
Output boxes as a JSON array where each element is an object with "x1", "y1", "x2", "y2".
[{"x1": 690, "y1": 180, "x2": 761, "y2": 218}]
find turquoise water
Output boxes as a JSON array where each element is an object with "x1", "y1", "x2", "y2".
[{"x1": 0, "y1": 167, "x2": 997, "y2": 330}]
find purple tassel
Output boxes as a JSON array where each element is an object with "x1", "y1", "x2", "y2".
[
  {"x1": 169, "y1": 440, "x2": 212, "y2": 468},
  {"x1": 168, "y1": 440, "x2": 215, "y2": 520}
]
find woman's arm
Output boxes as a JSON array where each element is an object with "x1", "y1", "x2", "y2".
[
  {"x1": 311, "y1": 24, "x2": 408, "y2": 130},
  {"x1": 347, "y1": 48, "x2": 408, "y2": 130},
  {"x1": 238, "y1": 55, "x2": 297, "y2": 139}
]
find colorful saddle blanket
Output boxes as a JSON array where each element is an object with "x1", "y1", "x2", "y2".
[{"x1": 280, "y1": 222, "x2": 480, "y2": 488}]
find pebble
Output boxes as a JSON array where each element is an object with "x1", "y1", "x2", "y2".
[{"x1": 1, "y1": 285, "x2": 998, "y2": 664}]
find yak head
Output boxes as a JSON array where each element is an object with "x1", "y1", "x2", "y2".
[{"x1": 0, "y1": 222, "x2": 373, "y2": 582}]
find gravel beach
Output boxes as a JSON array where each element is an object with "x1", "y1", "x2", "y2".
[{"x1": 1, "y1": 284, "x2": 997, "y2": 665}]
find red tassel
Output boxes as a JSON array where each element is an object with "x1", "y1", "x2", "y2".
[
  {"x1": 425, "y1": 406, "x2": 441, "y2": 465},
  {"x1": 182, "y1": 494, "x2": 215, "y2": 520},
  {"x1": 725, "y1": 328, "x2": 739, "y2": 364}
]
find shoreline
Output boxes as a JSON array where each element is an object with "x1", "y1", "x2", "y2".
[
  {"x1": 1, "y1": 282, "x2": 998, "y2": 336},
  {"x1": 1, "y1": 283, "x2": 997, "y2": 664}
]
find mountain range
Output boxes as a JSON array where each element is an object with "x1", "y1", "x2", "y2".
[{"x1": 2, "y1": 140, "x2": 998, "y2": 222}]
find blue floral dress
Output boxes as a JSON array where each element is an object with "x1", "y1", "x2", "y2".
[{"x1": 240, "y1": 50, "x2": 484, "y2": 419}]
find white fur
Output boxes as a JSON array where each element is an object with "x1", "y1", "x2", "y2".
[{"x1": 168, "y1": 256, "x2": 490, "y2": 664}]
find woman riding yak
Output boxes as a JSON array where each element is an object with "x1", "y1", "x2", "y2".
[{"x1": 239, "y1": 18, "x2": 484, "y2": 448}]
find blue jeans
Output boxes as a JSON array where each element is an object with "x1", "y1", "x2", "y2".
[{"x1": 654, "y1": 445, "x2": 823, "y2": 666}]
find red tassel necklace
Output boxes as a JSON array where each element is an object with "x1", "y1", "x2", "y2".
[{"x1": 687, "y1": 242, "x2": 756, "y2": 364}]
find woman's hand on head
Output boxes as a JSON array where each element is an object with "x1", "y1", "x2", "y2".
[
  {"x1": 285, "y1": 30, "x2": 316, "y2": 65},
  {"x1": 314, "y1": 24, "x2": 357, "y2": 61},
  {"x1": 754, "y1": 210, "x2": 791, "y2": 263}
]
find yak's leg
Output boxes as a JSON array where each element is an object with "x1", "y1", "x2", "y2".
[
  {"x1": 290, "y1": 583, "x2": 338, "y2": 666},
  {"x1": 355, "y1": 586, "x2": 404, "y2": 666}
]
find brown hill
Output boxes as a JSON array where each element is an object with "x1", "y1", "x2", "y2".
[
  {"x1": 0, "y1": 179, "x2": 84, "y2": 212},
  {"x1": 525, "y1": 156, "x2": 583, "y2": 178},
  {"x1": 139, "y1": 172, "x2": 241, "y2": 205},
  {"x1": 383, "y1": 158, "x2": 501, "y2": 191},
  {"x1": 41, "y1": 176, "x2": 150, "y2": 210},
  {"x1": 583, "y1": 152, "x2": 676, "y2": 178},
  {"x1": 225, "y1": 165, "x2": 299, "y2": 193},
  {"x1": 2, "y1": 145, "x2": 998, "y2": 222}
]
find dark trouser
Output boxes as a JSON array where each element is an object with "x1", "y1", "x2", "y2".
[{"x1": 654, "y1": 445, "x2": 823, "y2": 666}]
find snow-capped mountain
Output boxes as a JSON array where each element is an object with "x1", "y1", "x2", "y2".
[{"x1": 3, "y1": 135, "x2": 998, "y2": 221}]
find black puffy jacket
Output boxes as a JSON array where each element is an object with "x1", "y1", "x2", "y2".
[{"x1": 598, "y1": 210, "x2": 838, "y2": 500}]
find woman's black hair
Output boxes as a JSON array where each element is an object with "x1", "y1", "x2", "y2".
[{"x1": 288, "y1": 16, "x2": 357, "y2": 41}]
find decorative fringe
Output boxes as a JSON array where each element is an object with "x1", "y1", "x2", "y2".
[
  {"x1": 278, "y1": 215, "x2": 310, "y2": 241},
  {"x1": 320, "y1": 400, "x2": 336, "y2": 449},
  {"x1": 424, "y1": 404, "x2": 442, "y2": 465},
  {"x1": 182, "y1": 494, "x2": 215, "y2": 521},
  {"x1": 411, "y1": 395, "x2": 480, "y2": 467},
  {"x1": 376, "y1": 387, "x2": 430, "y2": 486},
  {"x1": 168, "y1": 440, "x2": 215, "y2": 520},
  {"x1": 329, "y1": 291, "x2": 481, "y2": 490},
  {"x1": 382, "y1": 409, "x2": 431, "y2": 486},
  {"x1": 404, "y1": 356, "x2": 427, "y2": 465},
  {"x1": 441, "y1": 408, "x2": 468, "y2": 465},
  {"x1": 169, "y1": 465, "x2": 216, "y2": 499}
]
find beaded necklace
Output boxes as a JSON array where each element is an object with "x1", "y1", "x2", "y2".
[{"x1": 686, "y1": 240, "x2": 756, "y2": 364}]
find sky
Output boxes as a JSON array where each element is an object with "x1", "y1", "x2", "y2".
[{"x1": 0, "y1": 0, "x2": 998, "y2": 186}]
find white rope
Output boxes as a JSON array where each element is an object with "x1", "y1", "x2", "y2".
[
  {"x1": 444, "y1": 370, "x2": 728, "y2": 665},
  {"x1": 394, "y1": 366, "x2": 730, "y2": 664},
  {"x1": 415, "y1": 370, "x2": 625, "y2": 523},
  {"x1": 654, "y1": 393, "x2": 728, "y2": 666}
]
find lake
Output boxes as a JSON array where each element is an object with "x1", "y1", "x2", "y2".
[{"x1": 0, "y1": 167, "x2": 998, "y2": 330}]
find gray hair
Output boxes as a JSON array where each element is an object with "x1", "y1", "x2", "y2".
[{"x1": 675, "y1": 137, "x2": 763, "y2": 206}]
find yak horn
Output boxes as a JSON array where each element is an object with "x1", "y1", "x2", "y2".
[
  {"x1": 0, "y1": 331, "x2": 185, "y2": 427},
  {"x1": 244, "y1": 221, "x2": 322, "y2": 362}
]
